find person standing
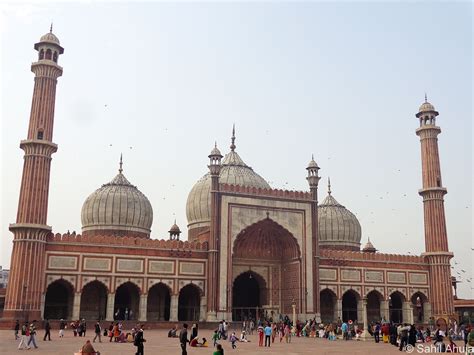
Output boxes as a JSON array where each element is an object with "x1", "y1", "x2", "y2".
[
  {"x1": 341, "y1": 321, "x2": 348, "y2": 340},
  {"x1": 81, "y1": 319, "x2": 87, "y2": 337},
  {"x1": 180, "y1": 323, "x2": 189, "y2": 355},
  {"x1": 373, "y1": 322, "x2": 380, "y2": 343},
  {"x1": 14, "y1": 320, "x2": 20, "y2": 340},
  {"x1": 18, "y1": 322, "x2": 30, "y2": 350},
  {"x1": 134, "y1": 324, "x2": 146, "y2": 355},
  {"x1": 43, "y1": 319, "x2": 51, "y2": 341},
  {"x1": 93, "y1": 320, "x2": 102, "y2": 343},
  {"x1": 257, "y1": 324, "x2": 264, "y2": 346},
  {"x1": 27, "y1": 320, "x2": 39, "y2": 349},
  {"x1": 264, "y1": 323, "x2": 272, "y2": 347}
]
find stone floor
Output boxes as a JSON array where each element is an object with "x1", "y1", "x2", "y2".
[{"x1": 0, "y1": 329, "x2": 466, "y2": 354}]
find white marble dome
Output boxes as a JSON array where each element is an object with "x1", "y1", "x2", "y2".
[
  {"x1": 186, "y1": 148, "x2": 270, "y2": 232},
  {"x1": 39, "y1": 32, "x2": 61, "y2": 45},
  {"x1": 81, "y1": 169, "x2": 153, "y2": 237},
  {"x1": 318, "y1": 188, "x2": 361, "y2": 251}
]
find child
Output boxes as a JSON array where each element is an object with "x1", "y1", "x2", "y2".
[
  {"x1": 212, "y1": 330, "x2": 219, "y2": 347},
  {"x1": 230, "y1": 332, "x2": 237, "y2": 349}
]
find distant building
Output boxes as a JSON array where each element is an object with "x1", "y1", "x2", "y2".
[
  {"x1": 1, "y1": 29, "x2": 463, "y2": 330},
  {"x1": 0, "y1": 267, "x2": 9, "y2": 289}
]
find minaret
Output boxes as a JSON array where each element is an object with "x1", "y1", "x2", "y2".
[
  {"x1": 4, "y1": 28, "x2": 64, "y2": 321},
  {"x1": 207, "y1": 141, "x2": 223, "y2": 321},
  {"x1": 306, "y1": 155, "x2": 321, "y2": 319},
  {"x1": 415, "y1": 96, "x2": 455, "y2": 320}
]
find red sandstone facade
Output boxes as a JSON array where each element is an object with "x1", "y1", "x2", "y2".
[{"x1": 1, "y1": 31, "x2": 460, "y2": 327}]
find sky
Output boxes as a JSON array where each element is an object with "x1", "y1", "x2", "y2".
[{"x1": 0, "y1": 1, "x2": 472, "y2": 298}]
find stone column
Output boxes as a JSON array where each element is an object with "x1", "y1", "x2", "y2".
[
  {"x1": 199, "y1": 296, "x2": 207, "y2": 322},
  {"x1": 380, "y1": 300, "x2": 389, "y2": 323},
  {"x1": 106, "y1": 293, "x2": 115, "y2": 321},
  {"x1": 403, "y1": 301, "x2": 413, "y2": 324},
  {"x1": 360, "y1": 298, "x2": 371, "y2": 340},
  {"x1": 72, "y1": 292, "x2": 81, "y2": 320},
  {"x1": 336, "y1": 299, "x2": 343, "y2": 321},
  {"x1": 170, "y1": 294, "x2": 178, "y2": 322},
  {"x1": 40, "y1": 294, "x2": 45, "y2": 320},
  {"x1": 423, "y1": 302, "x2": 431, "y2": 324},
  {"x1": 138, "y1": 294, "x2": 147, "y2": 322},
  {"x1": 357, "y1": 298, "x2": 363, "y2": 323}
]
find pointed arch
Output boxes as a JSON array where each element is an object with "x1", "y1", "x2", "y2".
[{"x1": 44, "y1": 279, "x2": 74, "y2": 320}]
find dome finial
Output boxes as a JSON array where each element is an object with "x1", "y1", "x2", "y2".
[
  {"x1": 328, "y1": 177, "x2": 332, "y2": 195},
  {"x1": 424, "y1": 92, "x2": 427, "y2": 103},
  {"x1": 230, "y1": 124, "x2": 236, "y2": 151},
  {"x1": 50, "y1": 23, "x2": 53, "y2": 33},
  {"x1": 119, "y1": 153, "x2": 123, "y2": 174}
]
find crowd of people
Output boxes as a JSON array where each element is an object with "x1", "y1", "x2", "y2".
[{"x1": 11, "y1": 315, "x2": 474, "y2": 354}]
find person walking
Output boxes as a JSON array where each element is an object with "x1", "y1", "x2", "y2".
[
  {"x1": 14, "y1": 320, "x2": 20, "y2": 340},
  {"x1": 43, "y1": 319, "x2": 51, "y2": 341},
  {"x1": 27, "y1": 320, "x2": 39, "y2": 349},
  {"x1": 93, "y1": 320, "x2": 102, "y2": 343},
  {"x1": 18, "y1": 322, "x2": 30, "y2": 350},
  {"x1": 134, "y1": 324, "x2": 146, "y2": 355},
  {"x1": 180, "y1": 323, "x2": 189, "y2": 355},
  {"x1": 59, "y1": 319, "x2": 66, "y2": 338},
  {"x1": 264, "y1": 323, "x2": 272, "y2": 347}
]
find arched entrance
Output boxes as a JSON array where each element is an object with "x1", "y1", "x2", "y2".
[
  {"x1": 232, "y1": 271, "x2": 266, "y2": 321},
  {"x1": 80, "y1": 281, "x2": 107, "y2": 320},
  {"x1": 178, "y1": 284, "x2": 200, "y2": 321},
  {"x1": 114, "y1": 282, "x2": 140, "y2": 320},
  {"x1": 320, "y1": 289, "x2": 337, "y2": 323},
  {"x1": 44, "y1": 280, "x2": 74, "y2": 320},
  {"x1": 389, "y1": 291, "x2": 404, "y2": 324},
  {"x1": 366, "y1": 290, "x2": 382, "y2": 323},
  {"x1": 411, "y1": 292, "x2": 427, "y2": 324},
  {"x1": 342, "y1": 290, "x2": 358, "y2": 322},
  {"x1": 147, "y1": 283, "x2": 171, "y2": 321},
  {"x1": 232, "y1": 218, "x2": 301, "y2": 319}
]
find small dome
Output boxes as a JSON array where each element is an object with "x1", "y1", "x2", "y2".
[
  {"x1": 186, "y1": 133, "x2": 270, "y2": 233},
  {"x1": 318, "y1": 186, "x2": 361, "y2": 251},
  {"x1": 362, "y1": 238, "x2": 377, "y2": 253},
  {"x1": 418, "y1": 101, "x2": 436, "y2": 113},
  {"x1": 209, "y1": 143, "x2": 222, "y2": 157},
  {"x1": 81, "y1": 166, "x2": 153, "y2": 238},
  {"x1": 40, "y1": 32, "x2": 60, "y2": 45},
  {"x1": 307, "y1": 156, "x2": 319, "y2": 170},
  {"x1": 169, "y1": 221, "x2": 181, "y2": 234}
]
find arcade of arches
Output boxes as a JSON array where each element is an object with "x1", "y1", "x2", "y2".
[
  {"x1": 318, "y1": 288, "x2": 431, "y2": 324},
  {"x1": 42, "y1": 280, "x2": 205, "y2": 322},
  {"x1": 231, "y1": 218, "x2": 301, "y2": 321}
]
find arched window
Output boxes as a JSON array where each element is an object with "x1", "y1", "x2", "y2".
[
  {"x1": 39, "y1": 49, "x2": 45, "y2": 60},
  {"x1": 37, "y1": 130, "x2": 44, "y2": 140},
  {"x1": 45, "y1": 49, "x2": 52, "y2": 60},
  {"x1": 53, "y1": 51, "x2": 58, "y2": 63}
]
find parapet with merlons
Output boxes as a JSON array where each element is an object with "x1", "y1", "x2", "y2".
[
  {"x1": 46, "y1": 232, "x2": 208, "y2": 252},
  {"x1": 219, "y1": 183, "x2": 313, "y2": 201}
]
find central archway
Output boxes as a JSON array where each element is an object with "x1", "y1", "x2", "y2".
[
  {"x1": 389, "y1": 291, "x2": 404, "y2": 324},
  {"x1": 80, "y1": 281, "x2": 107, "y2": 320},
  {"x1": 114, "y1": 282, "x2": 140, "y2": 320},
  {"x1": 320, "y1": 289, "x2": 337, "y2": 323},
  {"x1": 178, "y1": 284, "x2": 201, "y2": 321},
  {"x1": 232, "y1": 271, "x2": 266, "y2": 321},
  {"x1": 342, "y1": 290, "x2": 359, "y2": 322},
  {"x1": 232, "y1": 218, "x2": 301, "y2": 319},
  {"x1": 44, "y1": 280, "x2": 73, "y2": 320}
]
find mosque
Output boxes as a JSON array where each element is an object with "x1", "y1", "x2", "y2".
[{"x1": 1, "y1": 30, "x2": 459, "y2": 328}]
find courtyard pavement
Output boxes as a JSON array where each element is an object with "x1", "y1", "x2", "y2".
[{"x1": 0, "y1": 328, "x2": 466, "y2": 354}]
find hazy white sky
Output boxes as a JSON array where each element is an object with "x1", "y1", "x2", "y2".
[{"x1": 0, "y1": 1, "x2": 472, "y2": 298}]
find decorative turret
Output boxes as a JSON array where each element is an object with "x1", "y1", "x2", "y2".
[
  {"x1": 168, "y1": 220, "x2": 181, "y2": 240},
  {"x1": 208, "y1": 142, "x2": 223, "y2": 177},
  {"x1": 362, "y1": 238, "x2": 377, "y2": 253},
  {"x1": 306, "y1": 155, "x2": 321, "y2": 189}
]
